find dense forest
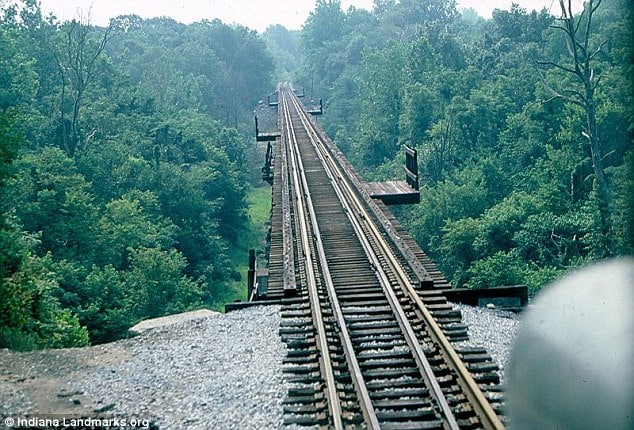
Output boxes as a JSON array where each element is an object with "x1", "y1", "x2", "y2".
[
  {"x1": 1, "y1": 0, "x2": 632, "y2": 351},
  {"x1": 293, "y1": 0, "x2": 633, "y2": 293},
  {"x1": 0, "y1": 0, "x2": 274, "y2": 349}
]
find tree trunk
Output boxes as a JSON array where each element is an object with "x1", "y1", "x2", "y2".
[{"x1": 538, "y1": 0, "x2": 611, "y2": 254}]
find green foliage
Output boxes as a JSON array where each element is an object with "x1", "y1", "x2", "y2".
[
  {"x1": 0, "y1": 27, "x2": 38, "y2": 110},
  {"x1": 399, "y1": 83, "x2": 436, "y2": 148},
  {"x1": 5, "y1": 147, "x2": 99, "y2": 264},
  {"x1": 95, "y1": 190, "x2": 177, "y2": 268},
  {"x1": 0, "y1": 218, "x2": 89, "y2": 350},
  {"x1": 465, "y1": 250, "x2": 524, "y2": 289},
  {"x1": 407, "y1": 164, "x2": 491, "y2": 254},
  {"x1": 609, "y1": 151, "x2": 634, "y2": 254},
  {"x1": 0, "y1": 109, "x2": 20, "y2": 189},
  {"x1": 80, "y1": 264, "x2": 130, "y2": 343},
  {"x1": 104, "y1": 18, "x2": 274, "y2": 127},
  {"x1": 352, "y1": 43, "x2": 405, "y2": 167},
  {"x1": 465, "y1": 249, "x2": 563, "y2": 295},
  {"x1": 0, "y1": 2, "x2": 274, "y2": 349},
  {"x1": 301, "y1": 0, "x2": 633, "y2": 295},
  {"x1": 125, "y1": 247, "x2": 203, "y2": 318},
  {"x1": 263, "y1": 25, "x2": 301, "y2": 84}
]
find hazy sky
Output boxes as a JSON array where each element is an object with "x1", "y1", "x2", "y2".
[{"x1": 36, "y1": 0, "x2": 580, "y2": 32}]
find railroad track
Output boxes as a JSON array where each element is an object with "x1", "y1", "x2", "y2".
[{"x1": 276, "y1": 84, "x2": 505, "y2": 429}]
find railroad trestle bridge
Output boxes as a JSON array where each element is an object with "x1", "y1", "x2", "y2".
[{"x1": 232, "y1": 84, "x2": 511, "y2": 429}]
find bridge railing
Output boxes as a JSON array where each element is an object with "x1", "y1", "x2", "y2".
[{"x1": 404, "y1": 144, "x2": 419, "y2": 191}]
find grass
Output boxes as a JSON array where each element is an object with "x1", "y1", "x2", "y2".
[{"x1": 217, "y1": 185, "x2": 272, "y2": 310}]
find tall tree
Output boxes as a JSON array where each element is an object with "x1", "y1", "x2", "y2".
[
  {"x1": 301, "y1": 0, "x2": 346, "y2": 95},
  {"x1": 538, "y1": 0, "x2": 610, "y2": 252},
  {"x1": 51, "y1": 16, "x2": 114, "y2": 156}
]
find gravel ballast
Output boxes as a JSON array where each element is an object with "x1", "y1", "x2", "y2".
[
  {"x1": 0, "y1": 306, "x2": 287, "y2": 430},
  {"x1": 452, "y1": 304, "x2": 521, "y2": 382},
  {"x1": 0, "y1": 303, "x2": 522, "y2": 429}
]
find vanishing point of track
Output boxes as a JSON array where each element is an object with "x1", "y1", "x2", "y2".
[{"x1": 277, "y1": 85, "x2": 505, "y2": 429}]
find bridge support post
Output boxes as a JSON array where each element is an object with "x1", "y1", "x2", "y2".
[
  {"x1": 248, "y1": 249, "x2": 257, "y2": 301},
  {"x1": 262, "y1": 142, "x2": 274, "y2": 184},
  {"x1": 404, "y1": 145, "x2": 419, "y2": 190}
]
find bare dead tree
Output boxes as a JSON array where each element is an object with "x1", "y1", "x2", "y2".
[
  {"x1": 538, "y1": 0, "x2": 611, "y2": 251},
  {"x1": 51, "y1": 11, "x2": 114, "y2": 156}
]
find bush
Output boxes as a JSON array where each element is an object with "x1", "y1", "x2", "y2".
[
  {"x1": 0, "y1": 223, "x2": 89, "y2": 350},
  {"x1": 124, "y1": 247, "x2": 203, "y2": 319}
]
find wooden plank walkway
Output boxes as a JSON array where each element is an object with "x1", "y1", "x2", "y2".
[
  {"x1": 261, "y1": 136, "x2": 286, "y2": 301},
  {"x1": 366, "y1": 180, "x2": 420, "y2": 205}
]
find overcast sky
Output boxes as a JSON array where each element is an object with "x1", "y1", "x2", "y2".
[{"x1": 36, "y1": 0, "x2": 580, "y2": 32}]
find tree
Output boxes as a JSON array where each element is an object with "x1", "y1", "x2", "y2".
[
  {"x1": 50, "y1": 17, "x2": 115, "y2": 156},
  {"x1": 0, "y1": 5, "x2": 271, "y2": 348},
  {"x1": 262, "y1": 25, "x2": 301, "y2": 82},
  {"x1": 95, "y1": 190, "x2": 177, "y2": 269},
  {"x1": 201, "y1": 20, "x2": 274, "y2": 126},
  {"x1": 80, "y1": 264, "x2": 130, "y2": 343},
  {"x1": 0, "y1": 237, "x2": 89, "y2": 350},
  {"x1": 353, "y1": 43, "x2": 405, "y2": 167},
  {"x1": 0, "y1": 102, "x2": 88, "y2": 351},
  {"x1": 0, "y1": 109, "x2": 20, "y2": 190},
  {"x1": 538, "y1": 0, "x2": 610, "y2": 253},
  {"x1": 376, "y1": 0, "x2": 457, "y2": 43},
  {"x1": 301, "y1": 0, "x2": 346, "y2": 95},
  {"x1": 421, "y1": 116, "x2": 458, "y2": 182},
  {"x1": 5, "y1": 147, "x2": 99, "y2": 263},
  {"x1": 0, "y1": 27, "x2": 38, "y2": 112},
  {"x1": 124, "y1": 247, "x2": 203, "y2": 319}
]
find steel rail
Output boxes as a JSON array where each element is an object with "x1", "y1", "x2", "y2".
[
  {"x1": 286, "y1": 86, "x2": 505, "y2": 430},
  {"x1": 282, "y1": 88, "x2": 380, "y2": 429},
  {"x1": 281, "y1": 87, "x2": 382, "y2": 430},
  {"x1": 280, "y1": 90, "x2": 345, "y2": 430},
  {"x1": 286, "y1": 89, "x2": 459, "y2": 429}
]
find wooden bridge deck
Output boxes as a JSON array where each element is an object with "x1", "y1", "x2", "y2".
[
  {"x1": 366, "y1": 180, "x2": 420, "y2": 205},
  {"x1": 228, "y1": 87, "x2": 527, "y2": 321}
]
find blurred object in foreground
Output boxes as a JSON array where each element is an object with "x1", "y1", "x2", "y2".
[{"x1": 507, "y1": 257, "x2": 634, "y2": 430}]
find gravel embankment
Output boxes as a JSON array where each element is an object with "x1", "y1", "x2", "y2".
[
  {"x1": 0, "y1": 303, "x2": 522, "y2": 430},
  {"x1": 0, "y1": 306, "x2": 287, "y2": 430},
  {"x1": 452, "y1": 304, "x2": 522, "y2": 382}
]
